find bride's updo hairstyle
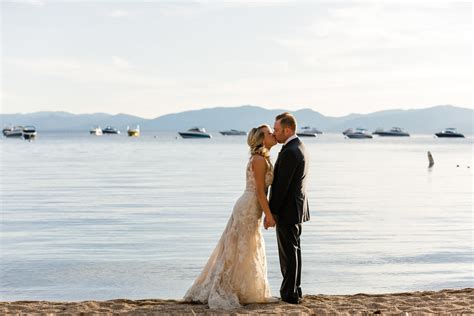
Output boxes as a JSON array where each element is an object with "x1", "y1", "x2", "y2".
[{"x1": 247, "y1": 124, "x2": 271, "y2": 159}]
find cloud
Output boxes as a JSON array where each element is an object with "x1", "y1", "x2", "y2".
[
  {"x1": 4, "y1": 57, "x2": 174, "y2": 89},
  {"x1": 112, "y1": 56, "x2": 130, "y2": 69},
  {"x1": 108, "y1": 9, "x2": 129, "y2": 18},
  {"x1": 194, "y1": 0, "x2": 292, "y2": 7},
  {"x1": 272, "y1": 2, "x2": 471, "y2": 73},
  {"x1": 7, "y1": 0, "x2": 45, "y2": 5},
  {"x1": 154, "y1": 0, "x2": 292, "y2": 17}
]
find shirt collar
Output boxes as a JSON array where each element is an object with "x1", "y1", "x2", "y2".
[{"x1": 283, "y1": 134, "x2": 298, "y2": 146}]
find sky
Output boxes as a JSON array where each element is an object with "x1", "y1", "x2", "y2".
[{"x1": 1, "y1": 0, "x2": 472, "y2": 118}]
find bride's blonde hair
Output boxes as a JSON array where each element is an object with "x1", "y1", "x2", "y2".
[{"x1": 247, "y1": 124, "x2": 271, "y2": 159}]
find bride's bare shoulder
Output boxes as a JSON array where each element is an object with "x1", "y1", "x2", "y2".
[{"x1": 251, "y1": 154, "x2": 268, "y2": 170}]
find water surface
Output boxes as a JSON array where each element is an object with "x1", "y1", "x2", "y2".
[{"x1": 1, "y1": 132, "x2": 472, "y2": 300}]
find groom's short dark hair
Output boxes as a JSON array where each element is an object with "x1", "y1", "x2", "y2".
[{"x1": 276, "y1": 112, "x2": 297, "y2": 131}]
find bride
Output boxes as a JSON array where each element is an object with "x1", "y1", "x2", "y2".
[{"x1": 183, "y1": 124, "x2": 278, "y2": 309}]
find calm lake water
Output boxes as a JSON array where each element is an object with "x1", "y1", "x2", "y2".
[{"x1": 0, "y1": 132, "x2": 472, "y2": 301}]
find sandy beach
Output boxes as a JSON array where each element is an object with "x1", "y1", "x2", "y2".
[{"x1": 1, "y1": 288, "x2": 472, "y2": 315}]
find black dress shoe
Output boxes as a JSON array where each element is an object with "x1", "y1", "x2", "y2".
[{"x1": 281, "y1": 297, "x2": 300, "y2": 304}]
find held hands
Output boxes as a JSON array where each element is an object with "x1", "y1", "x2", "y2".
[{"x1": 264, "y1": 214, "x2": 276, "y2": 230}]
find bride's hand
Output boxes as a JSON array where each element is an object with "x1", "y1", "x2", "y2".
[{"x1": 264, "y1": 214, "x2": 276, "y2": 229}]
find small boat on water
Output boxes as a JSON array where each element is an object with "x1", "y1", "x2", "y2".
[
  {"x1": 179, "y1": 127, "x2": 212, "y2": 139},
  {"x1": 3, "y1": 125, "x2": 37, "y2": 139},
  {"x1": 3, "y1": 126, "x2": 23, "y2": 138},
  {"x1": 435, "y1": 128, "x2": 465, "y2": 138},
  {"x1": 345, "y1": 128, "x2": 373, "y2": 139},
  {"x1": 127, "y1": 125, "x2": 140, "y2": 137},
  {"x1": 373, "y1": 127, "x2": 410, "y2": 137},
  {"x1": 90, "y1": 126, "x2": 103, "y2": 135},
  {"x1": 102, "y1": 126, "x2": 120, "y2": 134},
  {"x1": 22, "y1": 126, "x2": 37, "y2": 140},
  {"x1": 297, "y1": 126, "x2": 322, "y2": 137},
  {"x1": 220, "y1": 129, "x2": 246, "y2": 136}
]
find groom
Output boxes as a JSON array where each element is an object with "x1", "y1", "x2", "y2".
[{"x1": 266, "y1": 112, "x2": 310, "y2": 304}]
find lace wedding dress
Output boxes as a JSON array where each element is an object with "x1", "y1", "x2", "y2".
[{"x1": 183, "y1": 156, "x2": 275, "y2": 309}]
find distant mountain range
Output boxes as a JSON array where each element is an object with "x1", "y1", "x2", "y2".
[{"x1": 1, "y1": 105, "x2": 472, "y2": 134}]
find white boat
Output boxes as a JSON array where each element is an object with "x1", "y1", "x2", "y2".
[
  {"x1": 3, "y1": 125, "x2": 37, "y2": 139},
  {"x1": 179, "y1": 127, "x2": 212, "y2": 138},
  {"x1": 90, "y1": 126, "x2": 103, "y2": 135},
  {"x1": 219, "y1": 129, "x2": 246, "y2": 136},
  {"x1": 345, "y1": 128, "x2": 373, "y2": 139},
  {"x1": 297, "y1": 126, "x2": 322, "y2": 137},
  {"x1": 4, "y1": 126, "x2": 25, "y2": 138},
  {"x1": 373, "y1": 127, "x2": 410, "y2": 137},
  {"x1": 22, "y1": 126, "x2": 37, "y2": 140}
]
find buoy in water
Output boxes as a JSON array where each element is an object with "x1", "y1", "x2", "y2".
[{"x1": 427, "y1": 151, "x2": 434, "y2": 168}]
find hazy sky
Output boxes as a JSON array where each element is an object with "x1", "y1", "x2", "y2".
[{"x1": 1, "y1": 0, "x2": 472, "y2": 118}]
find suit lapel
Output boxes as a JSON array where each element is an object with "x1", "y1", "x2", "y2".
[
  {"x1": 274, "y1": 137, "x2": 300, "y2": 179},
  {"x1": 273, "y1": 137, "x2": 300, "y2": 180}
]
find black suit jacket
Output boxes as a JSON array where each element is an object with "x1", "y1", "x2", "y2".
[{"x1": 269, "y1": 137, "x2": 310, "y2": 224}]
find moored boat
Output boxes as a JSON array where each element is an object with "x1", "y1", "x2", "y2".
[
  {"x1": 90, "y1": 126, "x2": 103, "y2": 135},
  {"x1": 297, "y1": 126, "x2": 322, "y2": 137},
  {"x1": 179, "y1": 127, "x2": 212, "y2": 138},
  {"x1": 345, "y1": 128, "x2": 373, "y2": 139},
  {"x1": 373, "y1": 127, "x2": 410, "y2": 137},
  {"x1": 102, "y1": 126, "x2": 120, "y2": 134},
  {"x1": 22, "y1": 126, "x2": 37, "y2": 140},
  {"x1": 3, "y1": 126, "x2": 24, "y2": 138},
  {"x1": 435, "y1": 128, "x2": 465, "y2": 138},
  {"x1": 219, "y1": 129, "x2": 246, "y2": 136},
  {"x1": 3, "y1": 125, "x2": 37, "y2": 139},
  {"x1": 127, "y1": 125, "x2": 140, "y2": 137}
]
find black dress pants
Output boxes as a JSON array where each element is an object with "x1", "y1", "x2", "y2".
[{"x1": 276, "y1": 223, "x2": 302, "y2": 303}]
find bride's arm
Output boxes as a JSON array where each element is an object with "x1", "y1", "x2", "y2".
[{"x1": 252, "y1": 155, "x2": 275, "y2": 225}]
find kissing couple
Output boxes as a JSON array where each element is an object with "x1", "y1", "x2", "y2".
[{"x1": 184, "y1": 112, "x2": 310, "y2": 309}]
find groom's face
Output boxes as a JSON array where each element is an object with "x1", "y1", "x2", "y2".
[{"x1": 273, "y1": 120, "x2": 288, "y2": 144}]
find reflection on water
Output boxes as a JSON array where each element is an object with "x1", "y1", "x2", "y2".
[{"x1": 1, "y1": 132, "x2": 472, "y2": 300}]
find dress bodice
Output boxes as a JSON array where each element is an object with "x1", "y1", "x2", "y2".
[{"x1": 245, "y1": 156, "x2": 274, "y2": 192}]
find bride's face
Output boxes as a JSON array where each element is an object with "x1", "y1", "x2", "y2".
[{"x1": 262, "y1": 127, "x2": 277, "y2": 148}]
